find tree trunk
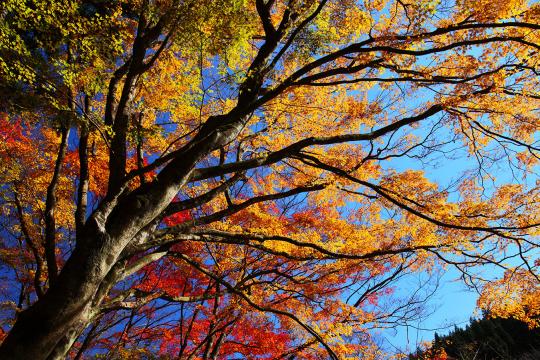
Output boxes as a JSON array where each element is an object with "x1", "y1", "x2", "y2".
[
  {"x1": 0, "y1": 113, "x2": 246, "y2": 359},
  {"x1": 0, "y1": 243, "x2": 105, "y2": 359}
]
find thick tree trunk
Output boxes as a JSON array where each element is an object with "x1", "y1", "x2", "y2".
[
  {"x1": 0, "y1": 194, "x2": 175, "y2": 359},
  {"x1": 46, "y1": 320, "x2": 88, "y2": 360},
  {"x1": 0, "y1": 243, "x2": 105, "y2": 359},
  {"x1": 0, "y1": 113, "x2": 246, "y2": 359}
]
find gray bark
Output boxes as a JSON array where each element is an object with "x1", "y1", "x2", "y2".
[{"x1": 0, "y1": 111, "x2": 247, "y2": 359}]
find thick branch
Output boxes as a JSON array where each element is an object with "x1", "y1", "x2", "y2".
[
  {"x1": 14, "y1": 192, "x2": 44, "y2": 298},
  {"x1": 190, "y1": 104, "x2": 444, "y2": 181},
  {"x1": 44, "y1": 125, "x2": 70, "y2": 285},
  {"x1": 76, "y1": 96, "x2": 90, "y2": 238}
]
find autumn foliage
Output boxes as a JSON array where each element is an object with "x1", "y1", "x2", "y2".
[{"x1": 0, "y1": 0, "x2": 539, "y2": 359}]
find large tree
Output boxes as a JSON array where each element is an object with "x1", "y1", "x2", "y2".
[{"x1": 0, "y1": 0, "x2": 539, "y2": 358}]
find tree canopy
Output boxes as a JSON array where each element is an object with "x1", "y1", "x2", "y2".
[{"x1": 0, "y1": 0, "x2": 539, "y2": 359}]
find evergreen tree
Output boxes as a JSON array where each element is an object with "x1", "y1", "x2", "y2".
[{"x1": 410, "y1": 316, "x2": 540, "y2": 360}]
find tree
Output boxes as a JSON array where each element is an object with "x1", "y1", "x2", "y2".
[
  {"x1": 409, "y1": 315, "x2": 540, "y2": 360},
  {"x1": 0, "y1": 0, "x2": 539, "y2": 358}
]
